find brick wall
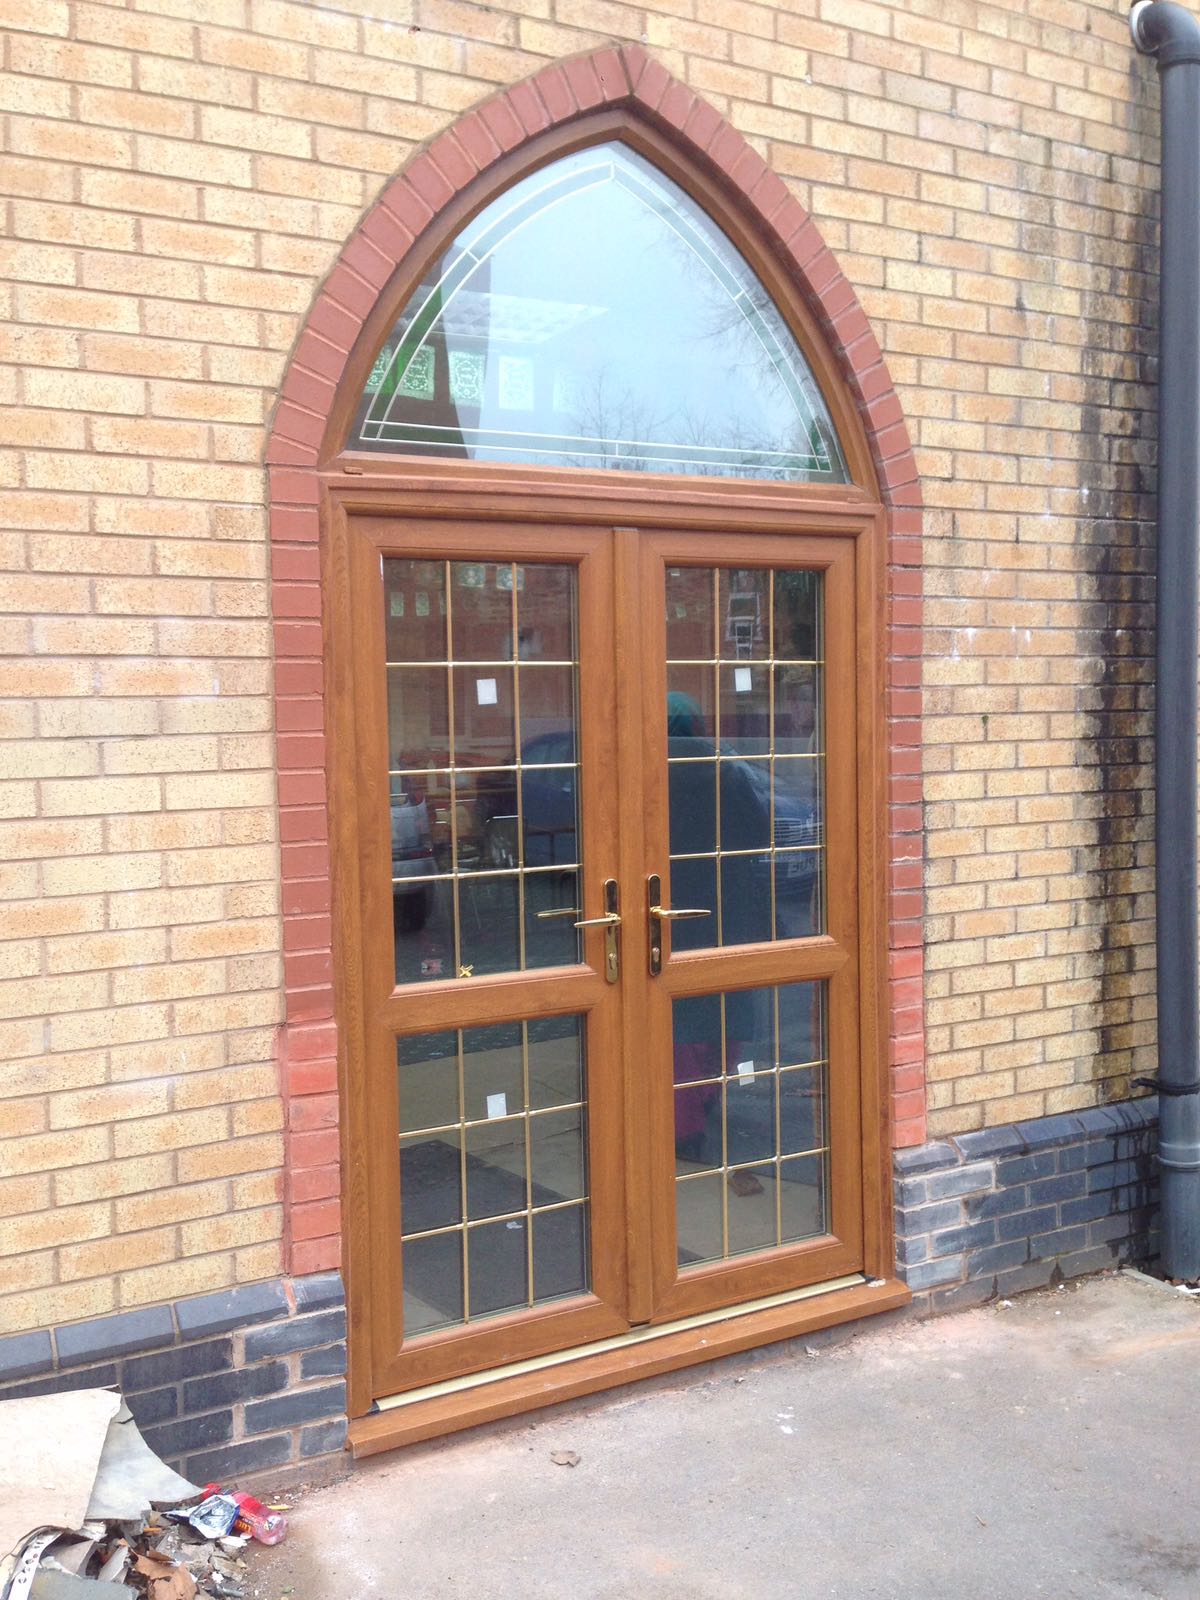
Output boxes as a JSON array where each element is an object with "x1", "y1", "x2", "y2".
[
  {"x1": 0, "y1": 0, "x2": 1159, "y2": 1338},
  {"x1": 0, "y1": 1271, "x2": 348, "y2": 1478},
  {"x1": 895, "y1": 1097, "x2": 1158, "y2": 1311}
]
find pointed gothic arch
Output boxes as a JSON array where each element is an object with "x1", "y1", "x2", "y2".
[{"x1": 266, "y1": 46, "x2": 924, "y2": 1318}]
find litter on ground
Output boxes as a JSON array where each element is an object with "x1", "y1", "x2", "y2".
[{"x1": 0, "y1": 1390, "x2": 286, "y2": 1600}]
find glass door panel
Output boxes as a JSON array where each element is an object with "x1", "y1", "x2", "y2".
[
  {"x1": 350, "y1": 520, "x2": 630, "y2": 1399},
  {"x1": 673, "y1": 981, "x2": 829, "y2": 1268},
  {"x1": 398, "y1": 1016, "x2": 590, "y2": 1337},
  {"x1": 384, "y1": 558, "x2": 583, "y2": 985},
  {"x1": 666, "y1": 564, "x2": 825, "y2": 951},
  {"x1": 638, "y1": 533, "x2": 864, "y2": 1325}
]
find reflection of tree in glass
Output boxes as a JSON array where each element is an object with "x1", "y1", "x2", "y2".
[{"x1": 559, "y1": 371, "x2": 671, "y2": 472}]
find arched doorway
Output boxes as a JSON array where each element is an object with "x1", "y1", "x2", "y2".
[{"x1": 268, "y1": 49, "x2": 920, "y2": 1452}]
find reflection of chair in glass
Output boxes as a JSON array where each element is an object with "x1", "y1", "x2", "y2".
[
  {"x1": 457, "y1": 814, "x2": 517, "y2": 936},
  {"x1": 482, "y1": 814, "x2": 519, "y2": 869}
]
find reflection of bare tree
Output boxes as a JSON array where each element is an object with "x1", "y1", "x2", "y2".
[
  {"x1": 560, "y1": 371, "x2": 672, "y2": 471},
  {"x1": 629, "y1": 188, "x2": 845, "y2": 476},
  {"x1": 674, "y1": 407, "x2": 835, "y2": 481}
]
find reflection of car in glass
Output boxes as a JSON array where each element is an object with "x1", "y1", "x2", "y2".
[
  {"x1": 391, "y1": 780, "x2": 435, "y2": 931},
  {"x1": 510, "y1": 732, "x2": 579, "y2": 866},
  {"x1": 667, "y1": 732, "x2": 822, "y2": 947}
]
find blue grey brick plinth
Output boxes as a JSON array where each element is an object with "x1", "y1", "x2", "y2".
[
  {"x1": 0, "y1": 1272, "x2": 348, "y2": 1479},
  {"x1": 895, "y1": 1098, "x2": 1159, "y2": 1313}
]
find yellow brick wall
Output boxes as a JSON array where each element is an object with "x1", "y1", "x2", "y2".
[{"x1": 0, "y1": 0, "x2": 1158, "y2": 1334}]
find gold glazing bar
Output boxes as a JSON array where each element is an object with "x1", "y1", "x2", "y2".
[
  {"x1": 773, "y1": 983, "x2": 783, "y2": 1248},
  {"x1": 664, "y1": 657, "x2": 824, "y2": 668},
  {"x1": 400, "y1": 1097, "x2": 587, "y2": 1141},
  {"x1": 511, "y1": 563, "x2": 527, "y2": 975},
  {"x1": 444, "y1": 561, "x2": 463, "y2": 976},
  {"x1": 665, "y1": 753, "x2": 824, "y2": 766},
  {"x1": 674, "y1": 1145, "x2": 829, "y2": 1186},
  {"x1": 456, "y1": 1027, "x2": 469, "y2": 1322},
  {"x1": 522, "y1": 1019, "x2": 535, "y2": 1307},
  {"x1": 719, "y1": 985, "x2": 729, "y2": 1260},
  {"x1": 389, "y1": 761, "x2": 578, "y2": 779},
  {"x1": 391, "y1": 860, "x2": 582, "y2": 888},
  {"x1": 665, "y1": 846, "x2": 820, "y2": 863},
  {"x1": 401, "y1": 1196, "x2": 588, "y2": 1244},
  {"x1": 386, "y1": 657, "x2": 577, "y2": 669}
]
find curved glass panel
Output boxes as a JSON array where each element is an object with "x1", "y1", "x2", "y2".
[{"x1": 352, "y1": 143, "x2": 848, "y2": 482}]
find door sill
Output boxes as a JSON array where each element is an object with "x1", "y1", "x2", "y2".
[{"x1": 349, "y1": 1273, "x2": 910, "y2": 1458}]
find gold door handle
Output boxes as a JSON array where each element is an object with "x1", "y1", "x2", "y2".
[
  {"x1": 574, "y1": 879, "x2": 620, "y2": 983},
  {"x1": 647, "y1": 873, "x2": 711, "y2": 976}
]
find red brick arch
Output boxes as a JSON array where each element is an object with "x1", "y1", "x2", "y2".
[{"x1": 266, "y1": 43, "x2": 925, "y2": 1278}]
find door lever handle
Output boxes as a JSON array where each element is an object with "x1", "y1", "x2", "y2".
[
  {"x1": 647, "y1": 874, "x2": 711, "y2": 976},
  {"x1": 573, "y1": 879, "x2": 620, "y2": 983}
]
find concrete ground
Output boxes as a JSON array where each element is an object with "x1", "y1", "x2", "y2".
[{"x1": 253, "y1": 1272, "x2": 1200, "y2": 1600}]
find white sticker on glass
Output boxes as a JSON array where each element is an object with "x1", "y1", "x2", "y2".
[
  {"x1": 486, "y1": 1092, "x2": 507, "y2": 1119},
  {"x1": 498, "y1": 354, "x2": 535, "y2": 412},
  {"x1": 476, "y1": 678, "x2": 498, "y2": 706},
  {"x1": 734, "y1": 666, "x2": 753, "y2": 694},
  {"x1": 736, "y1": 1059, "x2": 755, "y2": 1084}
]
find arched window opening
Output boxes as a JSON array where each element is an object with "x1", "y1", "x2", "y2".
[
  {"x1": 352, "y1": 142, "x2": 848, "y2": 482},
  {"x1": 274, "y1": 57, "x2": 920, "y2": 1444}
]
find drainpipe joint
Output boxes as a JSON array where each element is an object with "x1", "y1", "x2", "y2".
[{"x1": 1132, "y1": 0, "x2": 1200, "y2": 66}]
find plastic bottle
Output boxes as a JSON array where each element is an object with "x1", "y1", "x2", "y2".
[
  {"x1": 230, "y1": 1491, "x2": 288, "y2": 1545},
  {"x1": 200, "y1": 1484, "x2": 288, "y2": 1546}
]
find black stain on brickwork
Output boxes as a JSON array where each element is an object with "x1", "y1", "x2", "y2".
[{"x1": 1073, "y1": 55, "x2": 1160, "y2": 1102}]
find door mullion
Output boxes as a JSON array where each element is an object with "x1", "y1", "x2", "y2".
[{"x1": 611, "y1": 525, "x2": 658, "y2": 1324}]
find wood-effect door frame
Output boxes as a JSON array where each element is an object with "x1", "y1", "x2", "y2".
[
  {"x1": 632, "y1": 529, "x2": 866, "y2": 1325},
  {"x1": 323, "y1": 66, "x2": 900, "y2": 1436},
  {"x1": 326, "y1": 474, "x2": 895, "y2": 1426}
]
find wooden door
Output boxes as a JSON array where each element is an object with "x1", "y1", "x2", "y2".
[
  {"x1": 626, "y1": 532, "x2": 865, "y2": 1325},
  {"x1": 339, "y1": 514, "x2": 633, "y2": 1399},
  {"x1": 335, "y1": 509, "x2": 869, "y2": 1404}
]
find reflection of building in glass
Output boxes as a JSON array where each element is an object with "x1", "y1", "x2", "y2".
[{"x1": 724, "y1": 570, "x2": 764, "y2": 657}]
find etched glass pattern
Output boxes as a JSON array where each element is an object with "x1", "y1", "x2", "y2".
[
  {"x1": 673, "y1": 981, "x2": 829, "y2": 1268},
  {"x1": 354, "y1": 143, "x2": 848, "y2": 482},
  {"x1": 398, "y1": 1016, "x2": 590, "y2": 1337},
  {"x1": 666, "y1": 565, "x2": 824, "y2": 950}
]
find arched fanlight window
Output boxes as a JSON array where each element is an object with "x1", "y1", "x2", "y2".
[{"x1": 352, "y1": 142, "x2": 849, "y2": 482}]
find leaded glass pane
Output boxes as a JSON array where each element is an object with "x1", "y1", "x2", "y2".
[
  {"x1": 354, "y1": 143, "x2": 848, "y2": 482},
  {"x1": 666, "y1": 564, "x2": 825, "y2": 947},
  {"x1": 398, "y1": 1016, "x2": 591, "y2": 1338},
  {"x1": 673, "y1": 981, "x2": 829, "y2": 1268}
]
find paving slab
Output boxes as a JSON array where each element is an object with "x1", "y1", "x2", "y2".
[{"x1": 254, "y1": 1273, "x2": 1200, "y2": 1600}]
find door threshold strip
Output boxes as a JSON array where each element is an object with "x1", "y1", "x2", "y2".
[{"x1": 375, "y1": 1273, "x2": 866, "y2": 1412}]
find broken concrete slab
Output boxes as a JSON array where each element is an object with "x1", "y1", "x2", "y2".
[
  {"x1": 0, "y1": 1391, "x2": 121, "y2": 1561},
  {"x1": 86, "y1": 1405, "x2": 200, "y2": 1522}
]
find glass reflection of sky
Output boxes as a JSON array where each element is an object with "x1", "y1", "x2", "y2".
[{"x1": 355, "y1": 143, "x2": 848, "y2": 482}]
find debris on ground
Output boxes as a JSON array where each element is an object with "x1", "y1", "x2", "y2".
[
  {"x1": 549, "y1": 1450, "x2": 580, "y2": 1468},
  {"x1": 0, "y1": 1390, "x2": 286, "y2": 1600}
]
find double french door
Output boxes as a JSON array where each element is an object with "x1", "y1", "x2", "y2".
[{"x1": 335, "y1": 507, "x2": 876, "y2": 1408}]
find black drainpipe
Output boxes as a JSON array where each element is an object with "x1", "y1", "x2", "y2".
[{"x1": 1131, "y1": 0, "x2": 1200, "y2": 1280}]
